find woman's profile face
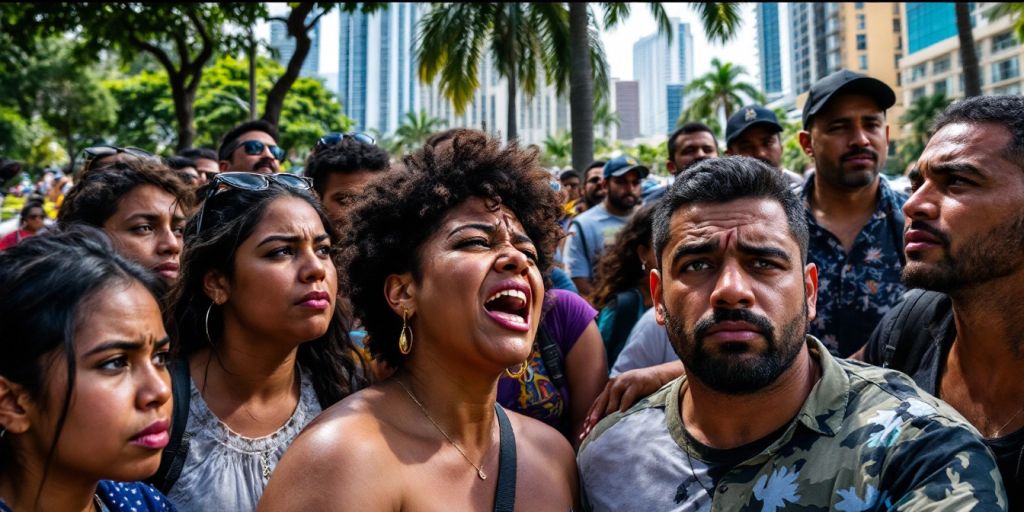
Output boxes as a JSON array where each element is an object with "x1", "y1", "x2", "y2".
[
  {"x1": 103, "y1": 184, "x2": 185, "y2": 286},
  {"x1": 216, "y1": 196, "x2": 338, "y2": 345},
  {"x1": 28, "y1": 281, "x2": 172, "y2": 482},
  {"x1": 408, "y1": 197, "x2": 544, "y2": 371}
]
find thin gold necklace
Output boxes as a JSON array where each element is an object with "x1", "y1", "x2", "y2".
[
  {"x1": 991, "y1": 404, "x2": 1024, "y2": 438},
  {"x1": 397, "y1": 378, "x2": 489, "y2": 480}
]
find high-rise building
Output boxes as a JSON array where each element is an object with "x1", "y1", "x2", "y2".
[
  {"x1": 900, "y1": 3, "x2": 1022, "y2": 104},
  {"x1": 615, "y1": 80, "x2": 640, "y2": 141},
  {"x1": 665, "y1": 84, "x2": 686, "y2": 133},
  {"x1": 633, "y1": 20, "x2": 694, "y2": 137},
  {"x1": 756, "y1": 3, "x2": 784, "y2": 102},
  {"x1": 269, "y1": 17, "x2": 320, "y2": 77},
  {"x1": 337, "y1": 4, "x2": 422, "y2": 134}
]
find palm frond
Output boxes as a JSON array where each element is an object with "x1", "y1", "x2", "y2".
[{"x1": 688, "y1": 2, "x2": 742, "y2": 44}]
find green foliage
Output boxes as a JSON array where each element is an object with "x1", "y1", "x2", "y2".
[
  {"x1": 0, "y1": 106, "x2": 34, "y2": 161},
  {"x1": 392, "y1": 111, "x2": 446, "y2": 156},
  {"x1": 542, "y1": 131, "x2": 573, "y2": 167},
  {"x1": 632, "y1": 141, "x2": 669, "y2": 175},
  {"x1": 987, "y1": 3, "x2": 1024, "y2": 43},
  {"x1": 104, "y1": 70, "x2": 178, "y2": 154},
  {"x1": 682, "y1": 58, "x2": 764, "y2": 129},
  {"x1": 896, "y1": 93, "x2": 953, "y2": 174}
]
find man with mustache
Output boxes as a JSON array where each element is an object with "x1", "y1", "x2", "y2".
[
  {"x1": 577, "y1": 156, "x2": 1004, "y2": 511},
  {"x1": 217, "y1": 120, "x2": 283, "y2": 174},
  {"x1": 724, "y1": 105, "x2": 803, "y2": 191},
  {"x1": 856, "y1": 96, "x2": 1024, "y2": 508},
  {"x1": 797, "y1": 70, "x2": 907, "y2": 356},
  {"x1": 566, "y1": 155, "x2": 647, "y2": 296}
]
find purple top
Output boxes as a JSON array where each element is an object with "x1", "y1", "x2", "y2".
[{"x1": 496, "y1": 288, "x2": 597, "y2": 433}]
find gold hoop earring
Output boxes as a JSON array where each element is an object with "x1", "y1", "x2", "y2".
[
  {"x1": 398, "y1": 309, "x2": 413, "y2": 355},
  {"x1": 505, "y1": 359, "x2": 529, "y2": 379},
  {"x1": 204, "y1": 303, "x2": 214, "y2": 345}
]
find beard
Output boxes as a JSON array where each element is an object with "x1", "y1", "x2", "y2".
[
  {"x1": 902, "y1": 214, "x2": 1024, "y2": 293},
  {"x1": 608, "y1": 190, "x2": 638, "y2": 211},
  {"x1": 665, "y1": 306, "x2": 807, "y2": 395}
]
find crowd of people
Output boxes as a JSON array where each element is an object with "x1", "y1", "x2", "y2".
[{"x1": 0, "y1": 67, "x2": 1021, "y2": 511}]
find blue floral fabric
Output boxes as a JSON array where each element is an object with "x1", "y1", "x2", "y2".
[
  {"x1": 96, "y1": 481, "x2": 176, "y2": 511},
  {"x1": 801, "y1": 174, "x2": 908, "y2": 356}
]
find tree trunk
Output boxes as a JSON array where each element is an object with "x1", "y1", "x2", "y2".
[
  {"x1": 507, "y1": 68, "x2": 518, "y2": 142},
  {"x1": 569, "y1": 3, "x2": 594, "y2": 175},
  {"x1": 263, "y1": 2, "x2": 316, "y2": 127},
  {"x1": 956, "y1": 3, "x2": 981, "y2": 97},
  {"x1": 170, "y1": 75, "x2": 196, "y2": 151},
  {"x1": 248, "y1": 26, "x2": 257, "y2": 120}
]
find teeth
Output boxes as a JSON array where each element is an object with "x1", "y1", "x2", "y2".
[
  {"x1": 485, "y1": 288, "x2": 527, "y2": 305},
  {"x1": 491, "y1": 311, "x2": 528, "y2": 325}
]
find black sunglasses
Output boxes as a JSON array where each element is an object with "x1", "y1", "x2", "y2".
[
  {"x1": 194, "y1": 172, "x2": 313, "y2": 234},
  {"x1": 83, "y1": 146, "x2": 155, "y2": 171},
  {"x1": 221, "y1": 140, "x2": 286, "y2": 161},
  {"x1": 314, "y1": 132, "x2": 375, "y2": 152}
]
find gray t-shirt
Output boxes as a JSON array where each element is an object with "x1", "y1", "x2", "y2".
[
  {"x1": 167, "y1": 369, "x2": 321, "y2": 511},
  {"x1": 565, "y1": 203, "x2": 630, "y2": 280},
  {"x1": 610, "y1": 307, "x2": 676, "y2": 376}
]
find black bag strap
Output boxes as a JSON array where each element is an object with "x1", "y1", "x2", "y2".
[
  {"x1": 886, "y1": 200, "x2": 907, "y2": 268},
  {"x1": 570, "y1": 220, "x2": 589, "y2": 263},
  {"x1": 148, "y1": 358, "x2": 192, "y2": 493},
  {"x1": 493, "y1": 405, "x2": 517, "y2": 512},
  {"x1": 882, "y1": 289, "x2": 946, "y2": 371},
  {"x1": 608, "y1": 288, "x2": 643, "y2": 364},
  {"x1": 536, "y1": 325, "x2": 567, "y2": 392}
]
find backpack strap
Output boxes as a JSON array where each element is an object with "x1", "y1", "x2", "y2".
[
  {"x1": 569, "y1": 220, "x2": 589, "y2": 266},
  {"x1": 493, "y1": 405, "x2": 517, "y2": 512},
  {"x1": 148, "y1": 358, "x2": 192, "y2": 493},
  {"x1": 606, "y1": 288, "x2": 644, "y2": 366},
  {"x1": 536, "y1": 325, "x2": 567, "y2": 394},
  {"x1": 882, "y1": 289, "x2": 947, "y2": 371}
]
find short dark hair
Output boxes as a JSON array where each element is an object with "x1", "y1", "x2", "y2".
[
  {"x1": 178, "y1": 147, "x2": 218, "y2": 162},
  {"x1": 165, "y1": 155, "x2": 195, "y2": 171},
  {"x1": 652, "y1": 156, "x2": 808, "y2": 268},
  {"x1": 339, "y1": 130, "x2": 563, "y2": 368},
  {"x1": 584, "y1": 161, "x2": 606, "y2": 175},
  {"x1": 668, "y1": 122, "x2": 719, "y2": 157},
  {"x1": 559, "y1": 169, "x2": 580, "y2": 182},
  {"x1": 217, "y1": 120, "x2": 279, "y2": 161},
  {"x1": 57, "y1": 159, "x2": 195, "y2": 229},
  {"x1": 0, "y1": 225, "x2": 161, "y2": 478},
  {"x1": 932, "y1": 95, "x2": 1024, "y2": 166},
  {"x1": 305, "y1": 137, "x2": 391, "y2": 197}
]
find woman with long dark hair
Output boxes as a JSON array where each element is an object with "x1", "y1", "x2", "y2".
[
  {"x1": 0, "y1": 227, "x2": 175, "y2": 511},
  {"x1": 259, "y1": 130, "x2": 578, "y2": 510},
  {"x1": 159, "y1": 172, "x2": 367, "y2": 510},
  {"x1": 0, "y1": 201, "x2": 47, "y2": 250}
]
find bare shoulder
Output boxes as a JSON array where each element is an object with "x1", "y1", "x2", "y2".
[
  {"x1": 505, "y1": 409, "x2": 578, "y2": 487},
  {"x1": 258, "y1": 387, "x2": 402, "y2": 511}
]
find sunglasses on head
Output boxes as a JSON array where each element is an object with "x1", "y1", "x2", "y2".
[
  {"x1": 314, "y1": 132, "x2": 375, "y2": 152},
  {"x1": 83, "y1": 146, "x2": 155, "y2": 171},
  {"x1": 221, "y1": 140, "x2": 286, "y2": 161},
  {"x1": 194, "y1": 172, "x2": 313, "y2": 234}
]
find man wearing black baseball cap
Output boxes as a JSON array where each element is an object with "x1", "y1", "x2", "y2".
[
  {"x1": 725, "y1": 104, "x2": 802, "y2": 189},
  {"x1": 796, "y1": 69, "x2": 907, "y2": 357},
  {"x1": 566, "y1": 155, "x2": 648, "y2": 295}
]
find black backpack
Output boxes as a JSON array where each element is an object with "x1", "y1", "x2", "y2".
[
  {"x1": 600, "y1": 288, "x2": 644, "y2": 368},
  {"x1": 879, "y1": 288, "x2": 950, "y2": 372},
  {"x1": 147, "y1": 358, "x2": 192, "y2": 493}
]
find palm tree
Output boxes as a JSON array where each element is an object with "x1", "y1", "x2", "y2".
[
  {"x1": 394, "y1": 110, "x2": 445, "y2": 156},
  {"x1": 542, "y1": 131, "x2": 572, "y2": 167},
  {"x1": 567, "y1": 3, "x2": 741, "y2": 175},
  {"x1": 956, "y1": 3, "x2": 981, "y2": 97},
  {"x1": 898, "y1": 93, "x2": 952, "y2": 166},
  {"x1": 593, "y1": 96, "x2": 620, "y2": 140},
  {"x1": 417, "y1": 3, "x2": 578, "y2": 142},
  {"x1": 682, "y1": 58, "x2": 764, "y2": 130}
]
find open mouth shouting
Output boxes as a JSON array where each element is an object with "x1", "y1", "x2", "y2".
[{"x1": 483, "y1": 280, "x2": 532, "y2": 332}]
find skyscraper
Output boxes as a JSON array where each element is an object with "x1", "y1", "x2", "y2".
[
  {"x1": 632, "y1": 20, "x2": 694, "y2": 137},
  {"x1": 269, "y1": 17, "x2": 320, "y2": 77},
  {"x1": 905, "y1": 3, "x2": 958, "y2": 55},
  {"x1": 665, "y1": 84, "x2": 685, "y2": 132},
  {"x1": 756, "y1": 3, "x2": 784, "y2": 101},
  {"x1": 614, "y1": 80, "x2": 640, "y2": 141},
  {"x1": 337, "y1": 4, "x2": 422, "y2": 134}
]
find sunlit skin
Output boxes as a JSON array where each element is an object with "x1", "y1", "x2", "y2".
[
  {"x1": 651, "y1": 198, "x2": 819, "y2": 449},
  {"x1": 322, "y1": 170, "x2": 380, "y2": 231},
  {"x1": 22, "y1": 205, "x2": 46, "y2": 233},
  {"x1": 195, "y1": 196, "x2": 337, "y2": 438},
  {"x1": 561, "y1": 175, "x2": 582, "y2": 204},
  {"x1": 0, "y1": 282, "x2": 171, "y2": 512},
  {"x1": 102, "y1": 185, "x2": 185, "y2": 286},
  {"x1": 193, "y1": 158, "x2": 220, "y2": 184},
  {"x1": 220, "y1": 130, "x2": 280, "y2": 174},
  {"x1": 604, "y1": 170, "x2": 642, "y2": 216},
  {"x1": 901, "y1": 121, "x2": 1024, "y2": 438},
  {"x1": 582, "y1": 166, "x2": 606, "y2": 207},
  {"x1": 258, "y1": 197, "x2": 578, "y2": 511},
  {"x1": 727, "y1": 125, "x2": 783, "y2": 169},
  {"x1": 667, "y1": 131, "x2": 718, "y2": 175}
]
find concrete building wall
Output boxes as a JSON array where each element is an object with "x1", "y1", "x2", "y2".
[{"x1": 615, "y1": 80, "x2": 640, "y2": 141}]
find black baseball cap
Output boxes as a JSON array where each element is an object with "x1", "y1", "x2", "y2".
[
  {"x1": 725, "y1": 105, "x2": 783, "y2": 146},
  {"x1": 802, "y1": 69, "x2": 896, "y2": 129}
]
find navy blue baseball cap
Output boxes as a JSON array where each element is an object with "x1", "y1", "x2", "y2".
[
  {"x1": 802, "y1": 69, "x2": 896, "y2": 129},
  {"x1": 725, "y1": 105, "x2": 784, "y2": 146},
  {"x1": 603, "y1": 155, "x2": 650, "y2": 179}
]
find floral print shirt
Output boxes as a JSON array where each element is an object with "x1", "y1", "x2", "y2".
[{"x1": 801, "y1": 174, "x2": 908, "y2": 356}]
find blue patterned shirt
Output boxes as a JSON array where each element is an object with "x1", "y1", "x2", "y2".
[{"x1": 801, "y1": 174, "x2": 907, "y2": 357}]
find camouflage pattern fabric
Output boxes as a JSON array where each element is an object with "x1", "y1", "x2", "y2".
[{"x1": 578, "y1": 337, "x2": 1007, "y2": 511}]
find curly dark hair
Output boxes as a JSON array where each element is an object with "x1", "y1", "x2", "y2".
[
  {"x1": 304, "y1": 137, "x2": 391, "y2": 198},
  {"x1": 57, "y1": 159, "x2": 196, "y2": 229},
  {"x1": 338, "y1": 130, "x2": 563, "y2": 368},
  {"x1": 166, "y1": 182, "x2": 368, "y2": 408},
  {"x1": 590, "y1": 199, "x2": 660, "y2": 309}
]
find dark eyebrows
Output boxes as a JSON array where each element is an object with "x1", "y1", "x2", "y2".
[
  {"x1": 255, "y1": 233, "x2": 330, "y2": 247},
  {"x1": 908, "y1": 168, "x2": 921, "y2": 182},
  {"x1": 736, "y1": 242, "x2": 792, "y2": 262},
  {"x1": 447, "y1": 223, "x2": 495, "y2": 239},
  {"x1": 670, "y1": 240, "x2": 720, "y2": 265},
  {"x1": 125, "y1": 212, "x2": 160, "y2": 223},
  {"x1": 928, "y1": 162, "x2": 985, "y2": 179},
  {"x1": 84, "y1": 336, "x2": 170, "y2": 357}
]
